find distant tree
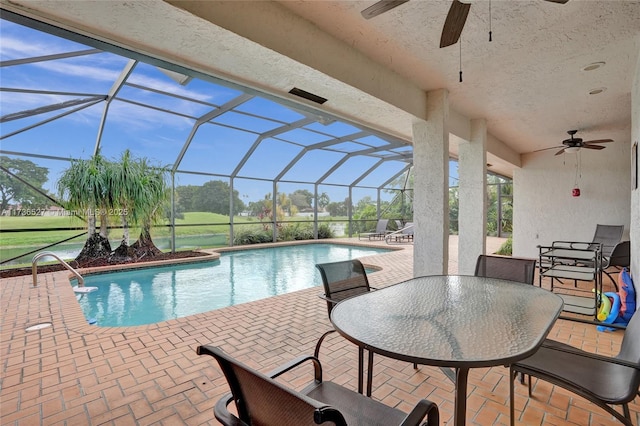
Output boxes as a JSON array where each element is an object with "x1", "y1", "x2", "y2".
[
  {"x1": 317, "y1": 192, "x2": 330, "y2": 211},
  {"x1": 449, "y1": 187, "x2": 459, "y2": 235},
  {"x1": 353, "y1": 196, "x2": 377, "y2": 220},
  {"x1": 247, "y1": 200, "x2": 269, "y2": 217},
  {"x1": 174, "y1": 185, "x2": 200, "y2": 212},
  {"x1": 326, "y1": 201, "x2": 347, "y2": 216},
  {"x1": 175, "y1": 180, "x2": 245, "y2": 215},
  {"x1": 277, "y1": 191, "x2": 291, "y2": 215},
  {"x1": 290, "y1": 189, "x2": 313, "y2": 210},
  {"x1": 0, "y1": 156, "x2": 49, "y2": 211}
]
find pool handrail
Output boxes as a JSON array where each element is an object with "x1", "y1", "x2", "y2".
[{"x1": 32, "y1": 251, "x2": 84, "y2": 287}]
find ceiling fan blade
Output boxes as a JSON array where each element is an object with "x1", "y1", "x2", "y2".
[
  {"x1": 582, "y1": 144, "x2": 606, "y2": 150},
  {"x1": 554, "y1": 148, "x2": 566, "y2": 156},
  {"x1": 440, "y1": 0, "x2": 471, "y2": 48},
  {"x1": 361, "y1": 0, "x2": 409, "y2": 19},
  {"x1": 543, "y1": 0, "x2": 570, "y2": 4},
  {"x1": 532, "y1": 146, "x2": 563, "y2": 153},
  {"x1": 584, "y1": 139, "x2": 614, "y2": 144}
]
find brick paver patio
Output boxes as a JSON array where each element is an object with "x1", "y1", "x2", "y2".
[{"x1": 1, "y1": 237, "x2": 637, "y2": 425}]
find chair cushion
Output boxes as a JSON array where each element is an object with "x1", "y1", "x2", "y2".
[
  {"x1": 515, "y1": 339, "x2": 638, "y2": 404},
  {"x1": 303, "y1": 381, "x2": 407, "y2": 426}
]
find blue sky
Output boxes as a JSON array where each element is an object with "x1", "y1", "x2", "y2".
[{"x1": 1, "y1": 18, "x2": 459, "y2": 204}]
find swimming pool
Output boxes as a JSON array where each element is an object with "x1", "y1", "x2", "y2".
[{"x1": 75, "y1": 243, "x2": 390, "y2": 327}]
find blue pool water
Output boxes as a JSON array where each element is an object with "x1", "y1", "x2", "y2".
[{"x1": 74, "y1": 244, "x2": 390, "y2": 327}]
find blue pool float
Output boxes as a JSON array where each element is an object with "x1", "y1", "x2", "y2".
[{"x1": 597, "y1": 292, "x2": 621, "y2": 332}]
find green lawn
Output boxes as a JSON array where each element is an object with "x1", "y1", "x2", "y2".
[{"x1": 0, "y1": 212, "x2": 351, "y2": 266}]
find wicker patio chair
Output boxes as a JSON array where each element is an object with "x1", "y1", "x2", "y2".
[
  {"x1": 509, "y1": 310, "x2": 640, "y2": 426},
  {"x1": 197, "y1": 345, "x2": 440, "y2": 426},
  {"x1": 474, "y1": 254, "x2": 537, "y2": 284}
]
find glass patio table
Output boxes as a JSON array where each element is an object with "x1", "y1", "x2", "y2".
[{"x1": 330, "y1": 275, "x2": 564, "y2": 426}]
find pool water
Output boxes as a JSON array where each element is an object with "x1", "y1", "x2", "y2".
[{"x1": 75, "y1": 243, "x2": 390, "y2": 327}]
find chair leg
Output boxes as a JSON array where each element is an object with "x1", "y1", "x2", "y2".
[
  {"x1": 509, "y1": 368, "x2": 516, "y2": 426},
  {"x1": 413, "y1": 363, "x2": 418, "y2": 369},
  {"x1": 603, "y1": 269, "x2": 619, "y2": 291},
  {"x1": 358, "y1": 347, "x2": 364, "y2": 394},
  {"x1": 623, "y1": 403, "x2": 631, "y2": 423},
  {"x1": 366, "y1": 350, "x2": 374, "y2": 397},
  {"x1": 527, "y1": 375, "x2": 532, "y2": 397},
  {"x1": 314, "y1": 329, "x2": 336, "y2": 358}
]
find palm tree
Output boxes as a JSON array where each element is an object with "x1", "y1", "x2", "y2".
[
  {"x1": 129, "y1": 158, "x2": 169, "y2": 257},
  {"x1": 111, "y1": 150, "x2": 144, "y2": 257},
  {"x1": 57, "y1": 153, "x2": 112, "y2": 261}
]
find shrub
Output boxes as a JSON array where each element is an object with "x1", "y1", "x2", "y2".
[
  {"x1": 317, "y1": 223, "x2": 335, "y2": 239},
  {"x1": 232, "y1": 227, "x2": 273, "y2": 245},
  {"x1": 495, "y1": 237, "x2": 512, "y2": 255}
]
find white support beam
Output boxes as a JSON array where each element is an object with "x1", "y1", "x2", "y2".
[
  {"x1": 413, "y1": 89, "x2": 449, "y2": 276},
  {"x1": 458, "y1": 119, "x2": 487, "y2": 275}
]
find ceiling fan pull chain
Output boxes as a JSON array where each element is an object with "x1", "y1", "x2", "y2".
[
  {"x1": 489, "y1": 0, "x2": 493, "y2": 42},
  {"x1": 459, "y1": 40, "x2": 463, "y2": 82}
]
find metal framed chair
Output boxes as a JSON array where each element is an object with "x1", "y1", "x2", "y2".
[
  {"x1": 474, "y1": 254, "x2": 537, "y2": 284},
  {"x1": 315, "y1": 259, "x2": 378, "y2": 395},
  {"x1": 602, "y1": 241, "x2": 631, "y2": 290},
  {"x1": 589, "y1": 224, "x2": 624, "y2": 259},
  {"x1": 197, "y1": 345, "x2": 440, "y2": 426},
  {"x1": 509, "y1": 310, "x2": 640, "y2": 426}
]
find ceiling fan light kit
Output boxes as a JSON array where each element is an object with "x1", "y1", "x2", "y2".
[{"x1": 531, "y1": 130, "x2": 615, "y2": 156}]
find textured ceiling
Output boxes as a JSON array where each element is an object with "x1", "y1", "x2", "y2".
[{"x1": 276, "y1": 0, "x2": 640, "y2": 154}]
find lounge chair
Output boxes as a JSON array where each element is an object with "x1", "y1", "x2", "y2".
[
  {"x1": 385, "y1": 222, "x2": 414, "y2": 244},
  {"x1": 197, "y1": 345, "x2": 440, "y2": 426},
  {"x1": 358, "y1": 219, "x2": 390, "y2": 240}
]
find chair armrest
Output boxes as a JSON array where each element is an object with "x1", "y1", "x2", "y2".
[
  {"x1": 266, "y1": 354, "x2": 323, "y2": 383},
  {"x1": 214, "y1": 393, "x2": 249, "y2": 426},
  {"x1": 399, "y1": 399, "x2": 440, "y2": 426},
  {"x1": 318, "y1": 294, "x2": 340, "y2": 306},
  {"x1": 551, "y1": 240, "x2": 597, "y2": 249},
  {"x1": 541, "y1": 342, "x2": 639, "y2": 370}
]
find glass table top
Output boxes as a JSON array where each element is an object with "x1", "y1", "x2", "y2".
[{"x1": 330, "y1": 275, "x2": 564, "y2": 368}]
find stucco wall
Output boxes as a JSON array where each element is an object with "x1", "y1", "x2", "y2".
[
  {"x1": 631, "y1": 41, "x2": 640, "y2": 280},
  {"x1": 513, "y1": 141, "x2": 631, "y2": 259}
]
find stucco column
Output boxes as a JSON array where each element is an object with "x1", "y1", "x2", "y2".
[
  {"x1": 413, "y1": 89, "x2": 449, "y2": 276},
  {"x1": 458, "y1": 119, "x2": 487, "y2": 274}
]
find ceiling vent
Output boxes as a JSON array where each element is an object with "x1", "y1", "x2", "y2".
[{"x1": 289, "y1": 87, "x2": 327, "y2": 105}]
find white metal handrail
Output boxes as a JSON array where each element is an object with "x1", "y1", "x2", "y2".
[{"x1": 32, "y1": 251, "x2": 84, "y2": 287}]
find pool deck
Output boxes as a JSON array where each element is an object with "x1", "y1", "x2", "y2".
[{"x1": 1, "y1": 236, "x2": 636, "y2": 425}]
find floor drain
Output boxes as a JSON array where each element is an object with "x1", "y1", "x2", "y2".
[{"x1": 25, "y1": 323, "x2": 52, "y2": 331}]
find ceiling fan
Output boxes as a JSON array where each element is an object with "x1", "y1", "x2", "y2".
[
  {"x1": 537, "y1": 130, "x2": 614, "y2": 156},
  {"x1": 361, "y1": 0, "x2": 570, "y2": 48}
]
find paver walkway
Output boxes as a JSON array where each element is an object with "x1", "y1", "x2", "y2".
[{"x1": 1, "y1": 236, "x2": 637, "y2": 425}]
